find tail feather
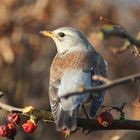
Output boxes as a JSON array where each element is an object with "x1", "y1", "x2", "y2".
[{"x1": 56, "y1": 107, "x2": 78, "y2": 131}]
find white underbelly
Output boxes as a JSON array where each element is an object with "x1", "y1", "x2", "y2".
[{"x1": 58, "y1": 69, "x2": 91, "y2": 110}]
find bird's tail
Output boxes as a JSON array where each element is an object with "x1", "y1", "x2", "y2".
[
  {"x1": 55, "y1": 107, "x2": 78, "y2": 131},
  {"x1": 89, "y1": 92, "x2": 105, "y2": 118}
]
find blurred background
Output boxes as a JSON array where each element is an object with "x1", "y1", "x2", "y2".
[{"x1": 0, "y1": 0, "x2": 140, "y2": 140}]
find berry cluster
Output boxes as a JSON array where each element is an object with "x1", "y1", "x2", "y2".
[
  {"x1": 0, "y1": 113, "x2": 37, "y2": 139},
  {"x1": 22, "y1": 120, "x2": 37, "y2": 133}
]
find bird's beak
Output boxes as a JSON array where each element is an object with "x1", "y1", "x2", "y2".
[{"x1": 40, "y1": 30, "x2": 56, "y2": 38}]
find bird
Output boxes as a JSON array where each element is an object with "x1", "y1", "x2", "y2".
[{"x1": 40, "y1": 27, "x2": 108, "y2": 131}]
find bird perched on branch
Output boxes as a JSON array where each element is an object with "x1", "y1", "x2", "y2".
[{"x1": 40, "y1": 27, "x2": 108, "y2": 131}]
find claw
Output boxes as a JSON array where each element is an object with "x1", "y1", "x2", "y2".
[
  {"x1": 62, "y1": 130, "x2": 71, "y2": 137},
  {"x1": 62, "y1": 128, "x2": 80, "y2": 137},
  {"x1": 22, "y1": 106, "x2": 35, "y2": 114}
]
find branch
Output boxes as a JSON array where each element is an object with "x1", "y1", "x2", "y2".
[
  {"x1": 98, "y1": 17, "x2": 140, "y2": 56},
  {"x1": 0, "y1": 101, "x2": 54, "y2": 122},
  {"x1": 1, "y1": 101, "x2": 140, "y2": 131},
  {"x1": 99, "y1": 17, "x2": 140, "y2": 48},
  {"x1": 61, "y1": 72, "x2": 140, "y2": 98},
  {"x1": 77, "y1": 119, "x2": 140, "y2": 130},
  {"x1": 101, "y1": 26, "x2": 140, "y2": 47}
]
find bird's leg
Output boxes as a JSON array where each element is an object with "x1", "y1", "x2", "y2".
[
  {"x1": 82, "y1": 104, "x2": 89, "y2": 119},
  {"x1": 62, "y1": 128, "x2": 80, "y2": 137},
  {"x1": 82, "y1": 94, "x2": 96, "y2": 135},
  {"x1": 81, "y1": 104, "x2": 93, "y2": 135}
]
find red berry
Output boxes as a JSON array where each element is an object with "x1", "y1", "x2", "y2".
[
  {"x1": 98, "y1": 111, "x2": 113, "y2": 127},
  {"x1": 0, "y1": 125, "x2": 8, "y2": 137},
  {"x1": 7, "y1": 123, "x2": 15, "y2": 130},
  {"x1": 7, "y1": 123, "x2": 17, "y2": 139},
  {"x1": 22, "y1": 120, "x2": 37, "y2": 133},
  {"x1": 7, "y1": 113, "x2": 20, "y2": 124}
]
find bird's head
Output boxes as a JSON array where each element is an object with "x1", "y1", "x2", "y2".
[{"x1": 40, "y1": 27, "x2": 92, "y2": 54}]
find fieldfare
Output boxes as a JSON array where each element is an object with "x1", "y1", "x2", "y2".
[{"x1": 40, "y1": 27, "x2": 108, "y2": 131}]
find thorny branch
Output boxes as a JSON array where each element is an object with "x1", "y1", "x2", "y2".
[
  {"x1": 61, "y1": 72, "x2": 140, "y2": 98},
  {"x1": 0, "y1": 100, "x2": 54, "y2": 122},
  {"x1": 101, "y1": 25, "x2": 140, "y2": 47},
  {"x1": 1, "y1": 99, "x2": 140, "y2": 131},
  {"x1": 100, "y1": 17, "x2": 140, "y2": 48},
  {"x1": 99, "y1": 17, "x2": 140, "y2": 55}
]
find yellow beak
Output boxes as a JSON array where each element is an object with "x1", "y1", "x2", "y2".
[{"x1": 40, "y1": 30, "x2": 56, "y2": 38}]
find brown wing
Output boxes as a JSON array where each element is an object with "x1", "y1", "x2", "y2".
[
  {"x1": 49, "y1": 54, "x2": 63, "y2": 121},
  {"x1": 49, "y1": 52, "x2": 81, "y2": 130}
]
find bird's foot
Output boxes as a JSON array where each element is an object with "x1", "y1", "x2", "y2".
[
  {"x1": 62, "y1": 128, "x2": 80, "y2": 137},
  {"x1": 82, "y1": 104, "x2": 90, "y2": 119},
  {"x1": 62, "y1": 129, "x2": 71, "y2": 137},
  {"x1": 22, "y1": 106, "x2": 35, "y2": 114}
]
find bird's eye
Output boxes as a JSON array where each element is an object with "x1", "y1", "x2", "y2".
[{"x1": 58, "y1": 32, "x2": 65, "y2": 38}]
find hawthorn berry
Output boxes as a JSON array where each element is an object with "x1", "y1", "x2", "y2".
[
  {"x1": 8, "y1": 123, "x2": 15, "y2": 129},
  {"x1": 22, "y1": 120, "x2": 37, "y2": 133},
  {"x1": 98, "y1": 111, "x2": 113, "y2": 127},
  {"x1": 7, "y1": 113, "x2": 20, "y2": 124},
  {"x1": 0, "y1": 125, "x2": 8, "y2": 137},
  {"x1": 7, "y1": 123, "x2": 17, "y2": 139}
]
